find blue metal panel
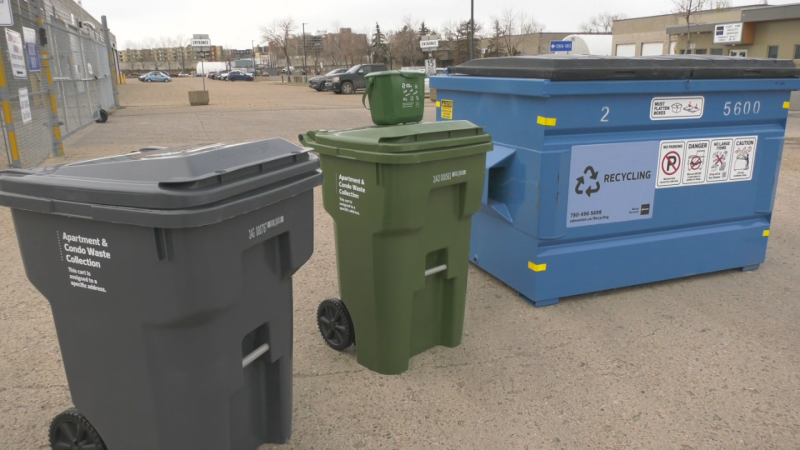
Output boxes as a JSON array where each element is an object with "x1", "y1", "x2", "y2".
[{"x1": 432, "y1": 75, "x2": 800, "y2": 306}]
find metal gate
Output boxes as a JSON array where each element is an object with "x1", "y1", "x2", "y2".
[{"x1": 0, "y1": 0, "x2": 117, "y2": 168}]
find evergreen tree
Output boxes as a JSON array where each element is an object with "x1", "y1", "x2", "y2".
[
  {"x1": 371, "y1": 22, "x2": 389, "y2": 64},
  {"x1": 419, "y1": 22, "x2": 431, "y2": 36}
]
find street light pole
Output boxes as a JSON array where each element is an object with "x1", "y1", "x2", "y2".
[
  {"x1": 469, "y1": 0, "x2": 474, "y2": 61},
  {"x1": 252, "y1": 40, "x2": 256, "y2": 74},
  {"x1": 302, "y1": 23, "x2": 308, "y2": 75}
]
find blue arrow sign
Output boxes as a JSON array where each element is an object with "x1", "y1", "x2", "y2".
[{"x1": 550, "y1": 41, "x2": 573, "y2": 52}]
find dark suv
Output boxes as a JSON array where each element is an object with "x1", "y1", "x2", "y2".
[{"x1": 328, "y1": 63, "x2": 388, "y2": 94}]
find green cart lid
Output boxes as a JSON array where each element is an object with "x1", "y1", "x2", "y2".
[
  {"x1": 301, "y1": 121, "x2": 491, "y2": 157},
  {"x1": 364, "y1": 70, "x2": 424, "y2": 80}
]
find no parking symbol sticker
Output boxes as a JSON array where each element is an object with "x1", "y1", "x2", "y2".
[{"x1": 657, "y1": 141, "x2": 684, "y2": 187}]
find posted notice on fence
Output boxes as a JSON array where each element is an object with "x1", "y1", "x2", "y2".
[
  {"x1": 18, "y1": 88, "x2": 31, "y2": 124},
  {"x1": 5, "y1": 29, "x2": 27, "y2": 79}
]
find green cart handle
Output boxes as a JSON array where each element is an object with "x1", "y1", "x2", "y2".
[{"x1": 362, "y1": 77, "x2": 375, "y2": 110}]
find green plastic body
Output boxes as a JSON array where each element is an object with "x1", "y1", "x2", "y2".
[
  {"x1": 363, "y1": 71, "x2": 425, "y2": 126},
  {"x1": 301, "y1": 121, "x2": 492, "y2": 374}
]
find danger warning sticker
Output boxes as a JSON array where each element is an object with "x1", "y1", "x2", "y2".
[{"x1": 656, "y1": 136, "x2": 757, "y2": 189}]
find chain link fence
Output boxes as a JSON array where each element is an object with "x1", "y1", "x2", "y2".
[{"x1": 0, "y1": 0, "x2": 118, "y2": 169}]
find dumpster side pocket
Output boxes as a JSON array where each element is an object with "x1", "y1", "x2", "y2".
[{"x1": 754, "y1": 136, "x2": 784, "y2": 214}]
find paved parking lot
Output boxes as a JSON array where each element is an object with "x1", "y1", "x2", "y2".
[{"x1": 2, "y1": 78, "x2": 800, "y2": 449}]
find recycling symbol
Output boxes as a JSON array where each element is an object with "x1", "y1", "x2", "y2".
[{"x1": 574, "y1": 165, "x2": 601, "y2": 197}]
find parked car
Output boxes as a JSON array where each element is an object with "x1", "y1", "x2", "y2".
[
  {"x1": 178, "y1": 73, "x2": 190, "y2": 77},
  {"x1": 142, "y1": 71, "x2": 171, "y2": 82},
  {"x1": 228, "y1": 70, "x2": 253, "y2": 81},
  {"x1": 328, "y1": 64, "x2": 388, "y2": 94},
  {"x1": 309, "y1": 68, "x2": 346, "y2": 91},
  {"x1": 218, "y1": 71, "x2": 230, "y2": 81},
  {"x1": 207, "y1": 71, "x2": 218, "y2": 79},
  {"x1": 280, "y1": 68, "x2": 289, "y2": 74}
]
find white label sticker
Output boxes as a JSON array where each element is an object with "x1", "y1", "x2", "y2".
[
  {"x1": 59, "y1": 231, "x2": 111, "y2": 293},
  {"x1": 682, "y1": 139, "x2": 709, "y2": 185},
  {"x1": 338, "y1": 173, "x2": 366, "y2": 216},
  {"x1": 707, "y1": 139, "x2": 733, "y2": 182},
  {"x1": 656, "y1": 136, "x2": 757, "y2": 188},
  {"x1": 650, "y1": 96, "x2": 705, "y2": 120},
  {"x1": 657, "y1": 141, "x2": 685, "y2": 187},
  {"x1": 730, "y1": 136, "x2": 757, "y2": 181}
]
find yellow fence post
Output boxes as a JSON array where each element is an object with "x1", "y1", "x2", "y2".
[{"x1": 0, "y1": 49, "x2": 22, "y2": 168}]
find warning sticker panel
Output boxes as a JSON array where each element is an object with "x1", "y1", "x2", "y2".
[
  {"x1": 567, "y1": 141, "x2": 658, "y2": 228},
  {"x1": 650, "y1": 96, "x2": 705, "y2": 120},
  {"x1": 655, "y1": 136, "x2": 757, "y2": 188},
  {"x1": 440, "y1": 99, "x2": 453, "y2": 120}
]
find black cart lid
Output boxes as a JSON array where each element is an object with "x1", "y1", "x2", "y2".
[
  {"x1": 0, "y1": 139, "x2": 322, "y2": 228},
  {"x1": 449, "y1": 55, "x2": 800, "y2": 81}
]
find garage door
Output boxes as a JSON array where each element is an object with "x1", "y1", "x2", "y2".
[
  {"x1": 641, "y1": 42, "x2": 664, "y2": 56},
  {"x1": 616, "y1": 44, "x2": 636, "y2": 57}
]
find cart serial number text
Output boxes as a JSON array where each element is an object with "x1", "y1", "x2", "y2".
[
  {"x1": 248, "y1": 216, "x2": 285, "y2": 240},
  {"x1": 433, "y1": 170, "x2": 467, "y2": 183}
]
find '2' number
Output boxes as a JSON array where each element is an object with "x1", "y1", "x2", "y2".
[{"x1": 600, "y1": 106, "x2": 610, "y2": 122}]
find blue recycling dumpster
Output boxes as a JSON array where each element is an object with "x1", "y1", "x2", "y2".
[{"x1": 430, "y1": 56, "x2": 800, "y2": 307}]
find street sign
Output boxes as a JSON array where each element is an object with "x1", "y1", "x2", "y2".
[
  {"x1": 0, "y1": 0, "x2": 13, "y2": 26},
  {"x1": 550, "y1": 41, "x2": 573, "y2": 52},
  {"x1": 425, "y1": 58, "x2": 436, "y2": 76},
  {"x1": 192, "y1": 34, "x2": 211, "y2": 53},
  {"x1": 420, "y1": 35, "x2": 439, "y2": 51}
]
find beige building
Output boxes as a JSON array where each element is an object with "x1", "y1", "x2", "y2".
[{"x1": 612, "y1": 2, "x2": 800, "y2": 61}]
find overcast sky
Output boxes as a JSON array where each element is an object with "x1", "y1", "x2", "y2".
[{"x1": 80, "y1": 0, "x2": 796, "y2": 50}]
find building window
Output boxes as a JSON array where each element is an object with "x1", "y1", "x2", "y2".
[
  {"x1": 730, "y1": 50, "x2": 747, "y2": 57},
  {"x1": 793, "y1": 44, "x2": 800, "y2": 60},
  {"x1": 695, "y1": 49, "x2": 708, "y2": 55},
  {"x1": 767, "y1": 46, "x2": 779, "y2": 59},
  {"x1": 710, "y1": 48, "x2": 723, "y2": 55}
]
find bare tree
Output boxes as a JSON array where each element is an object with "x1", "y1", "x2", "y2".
[
  {"x1": 580, "y1": 12, "x2": 627, "y2": 33},
  {"x1": 495, "y1": 8, "x2": 543, "y2": 56},
  {"x1": 262, "y1": 17, "x2": 296, "y2": 68},
  {"x1": 442, "y1": 19, "x2": 483, "y2": 64},
  {"x1": 673, "y1": 0, "x2": 711, "y2": 53},
  {"x1": 174, "y1": 34, "x2": 191, "y2": 72},
  {"x1": 712, "y1": 0, "x2": 731, "y2": 8}
]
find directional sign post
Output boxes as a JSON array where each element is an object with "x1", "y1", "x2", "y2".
[
  {"x1": 192, "y1": 34, "x2": 211, "y2": 90},
  {"x1": 550, "y1": 40, "x2": 573, "y2": 53},
  {"x1": 420, "y1": 35, "x2": 439, "y2": 52}
]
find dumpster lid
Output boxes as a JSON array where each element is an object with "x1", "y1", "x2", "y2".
[
  {"x1": 302, "y1": 121, "x2": 491, "y2": 154},
  {"x1": 449, "y1": 55, "x2": 800, "y2": 81},
  {"x1": 0, "y1": 138, "x2": 320, "y2": 211}
]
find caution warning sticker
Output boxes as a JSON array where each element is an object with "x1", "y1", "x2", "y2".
[
  {"x1": 440, "y1": 99, "x2": 453, "y2": 120},
  {"x1": 656, "y1": 136, "x2": 757, "y2": 189}
]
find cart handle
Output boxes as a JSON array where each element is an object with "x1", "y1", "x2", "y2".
[
  {"x1": 242, "y1": 343, "x2": 270, "y2": 368},
  {"x1": 425, "y1": 264, "x2": 447, "y2": 277}
]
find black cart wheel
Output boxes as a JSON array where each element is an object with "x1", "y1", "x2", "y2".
[
  {"x1": 49, "y1": 408, "x2": 107, "y2": 450},
  {"x1": 95, "y1": 109, "x2": 108, "y2": 124},
  {"x1": 317, "y1": 298, "x2": 354, "y2": 351}
]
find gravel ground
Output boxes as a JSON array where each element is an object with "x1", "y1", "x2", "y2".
[{"x1": 1, "y1": 78, "x2": 799, "y2": 450}]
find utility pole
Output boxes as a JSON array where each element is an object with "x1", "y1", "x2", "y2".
[
  {"x1": 469, "y1": 0, "x2": 474, "y2": 61},
  {"x1": 251, "y1": 40, "x2": 256, "y2": 74},
  {"x1": 302, "y1": 23, "x2": 308, "y2": 75}
]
